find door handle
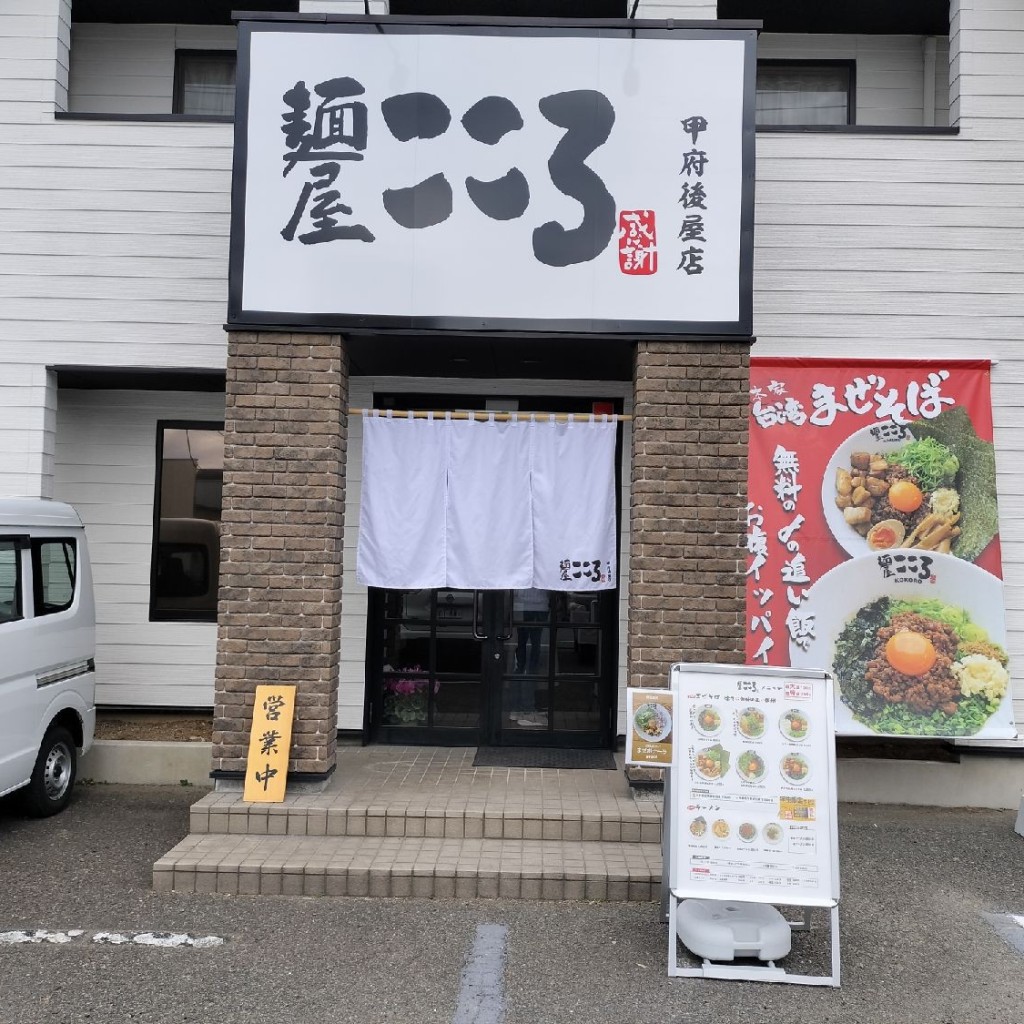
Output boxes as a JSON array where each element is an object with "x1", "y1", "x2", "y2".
[
  {"x1": 472, "y1": 590, "x2": 488, "y2": 640},
  {"x1": 494, "y1": 590, "x2": 513, "y2": 641}
]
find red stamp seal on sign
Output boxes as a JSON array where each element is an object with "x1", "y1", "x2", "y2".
[{"x1": 618, "y1": 210, "x2": 657, "y2": 275}]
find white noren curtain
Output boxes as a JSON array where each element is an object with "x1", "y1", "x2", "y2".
[{"x1": 356, "y1": 413, "x2": 617, "y2": 591}]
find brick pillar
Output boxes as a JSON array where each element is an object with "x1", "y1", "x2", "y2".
[
  {"x1": 212, "y1": 331, "x2": 348, "y2": 780},
  {"x1": 628, "y1": 340, "x2": 750, "y2": 688}
]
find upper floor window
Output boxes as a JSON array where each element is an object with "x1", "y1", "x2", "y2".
[
  {"x1": 151, "y1": 423, "x2": 224, "y2": 622},
  {"x1": 173, "y1": 50, "x2": 236, "y2": 117},
  {"x1": 756, "y1": 61, "x2": 854, "y2": 127}
]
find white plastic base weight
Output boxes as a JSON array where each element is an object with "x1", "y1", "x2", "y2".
[{"x1": 675, "y1": 899, "x2": 792, "y2": 962}]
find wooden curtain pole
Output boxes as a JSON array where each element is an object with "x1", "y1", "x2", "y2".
[{"x1": 348, "y1": 408, "x2": 632, "y2": 422}]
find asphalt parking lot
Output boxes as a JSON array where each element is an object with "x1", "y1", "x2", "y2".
[{"x1": 1, "y1": 783, "x2": 1023, "y2": 1024}]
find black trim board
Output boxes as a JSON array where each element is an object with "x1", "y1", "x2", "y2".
[
  {"x1": 52, "y1": 111, "x2": 959, "y2": 136},
  {"x1": 719, "y1": 0, "x2": 948, "y2": 37},
  {"x1": 55, "y1": 112, "x2": 233, "y2": 124},
  {"x1": 233, "y1": 12, "x2": 762, "y2": 30},
  {"x1": 758, "y1": 124, "x2": 959, "y2": 136},
  {"x1": 210, "y1": 765, "x2": 336, "y2": 783},
  {"x1": 53, "y1": 366, "x2": 226, "y2": 392},
  {"x1": 229, "y1": 311, "x2": 755, "y2": 338},
  {"x1": 73, "y1": 0, "x2": 297, "y2": 25}
]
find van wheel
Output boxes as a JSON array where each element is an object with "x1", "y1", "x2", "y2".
[{"x1": 22, "y1": 726, "x2": 77, "y2": 817}]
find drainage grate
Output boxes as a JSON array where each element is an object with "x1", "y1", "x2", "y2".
[{"x1": 472, "y1": 746, "x2": 617, "y2": 770}]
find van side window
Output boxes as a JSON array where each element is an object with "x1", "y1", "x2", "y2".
[
  {"x1": 32, "y1": 539, "x2": 76, "y2": 616},
  {"x1": 0, "y1": 539, "x2": 23, "y2": 624}
]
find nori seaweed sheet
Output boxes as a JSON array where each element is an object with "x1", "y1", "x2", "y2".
[{"x1": 910, "y1": 406, "x2": 999, "y2": 562}]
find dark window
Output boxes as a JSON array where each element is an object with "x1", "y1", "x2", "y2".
[
  {"x1": 719, "y1": 3, "x2": 948, "y2": 37},
  {"x1": 756, "y1": 61, "x2": 854, "y2": 126},
  {"x1": 0, "y1": 539, "x2": 22, "y2": 624},
  {"x1": 173, "y1": 50, "x2": 236, "y2": 117},
  {"x1": 388, "y1": 1, "x2": 625, "y2": 15},
  {"x1": 151, "y1": 423, "x2": 224, "y2": 622},
  {"x1": 32, "y1": 540, "x2": 76, "y2": 616}
]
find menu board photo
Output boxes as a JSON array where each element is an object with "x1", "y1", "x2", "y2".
[
  {"x1": 670, "y1": 664, "x2": 839, "y2": 908},
  {"x1": 625, "y1": 688, "x2": 675, "y2": 766}
]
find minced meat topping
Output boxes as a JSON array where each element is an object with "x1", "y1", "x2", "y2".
[{"x1": 865, "y1": 612, "x2": 961, "y2": 715}]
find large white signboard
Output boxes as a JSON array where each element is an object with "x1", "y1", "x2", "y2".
[
  {"x1": 670, "y1": 664, "x2": 840, "y2": 907},
  {"x1": 229, "y1": 18, "x2": 756, "y2": 335}
]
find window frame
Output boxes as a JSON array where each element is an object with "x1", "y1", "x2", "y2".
[
  {"x1": 150, "y1": 419, "x2": 225, "y2": 624},
  {"x1": 755, "y1": 59, "x2": 856, "y2": 128},
  {"x1": 31, "y1": 538, "x2": 77, "y2": 617},
  {"x1": 172, "y1": 49, "x2": 238, "y2": 118},
  {"x1": 0, "y1": 536, "x2": 25, "y2": 625}
]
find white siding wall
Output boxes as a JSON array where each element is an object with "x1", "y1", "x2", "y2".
[
  {"x1": 638, "y1": 2, "x2": 717, "y2": 17},
  {"x1": 2, "y1": 26, "x2": 231, "y2": 375},
  {"x1": 1, "y1": 2, "x2": 1022, "y2": 741},
  {"x1": 644, "y1": 0, "x2": 950, "y2": 127},
  {"x1": 0, "y1": 115, "x2": 232, "y2": 364},
  {"x1": 52, "y1": 390, "x2": 224, "y2": 707},
  {"x1": 301, "y1": 2, "x2": 389, "y2": 13},
  {"x1": 0, "y1": 0, "x2": 69, "y2": 123},
  {"x1": 950, "y1": 0, "x2": 1024, "y2": 139},
  {"x1": 339, "y1": 381, "x2": 370, "y2": 731},
  {"x1": 758, "y1": 33, "x2": 950, "y2": 127},
  {"x1": 67, "y1": 23, "x2": 235, "y2": 116},
  {"x1": 0, "y1": 366, "x2": 57, "y2": 499}
]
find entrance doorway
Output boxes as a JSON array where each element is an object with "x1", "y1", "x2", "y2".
[
  {"x1": 362, "y1": 391, "x2": 622, "y2": 749},
  {"x1": 368, "y1": 586, "x2": 616, "y2": 748}
]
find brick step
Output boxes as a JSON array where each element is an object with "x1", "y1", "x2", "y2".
[
  {"x1": 154, "y1": 834, "x2": 662, "y2": 902},
  {"x1": 189, "y1": 794, "x2": 663, "y2": 844}
]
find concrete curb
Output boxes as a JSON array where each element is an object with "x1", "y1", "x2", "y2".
[
  {"x1": 77, "y1": 741, "x2": 1024, "y2": 810},
  {"x1": 79, "y1": 740, "x2": 213, "y2": 788},
  {"x1": 837, "y1": 755, "x2": 1024, "y2": 810}
]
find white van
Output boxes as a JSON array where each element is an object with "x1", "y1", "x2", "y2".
[{"x1": 0, "y1": 498, "x2": 96, "y2": 816}]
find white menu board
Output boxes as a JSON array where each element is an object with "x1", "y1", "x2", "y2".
[{"x1": 670, "y1": 664, "x2": 839, "y2": 907}]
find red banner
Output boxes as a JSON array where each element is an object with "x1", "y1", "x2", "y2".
[{"x1": 746, "y1": 359, "x2": 1014, "y2": 739}]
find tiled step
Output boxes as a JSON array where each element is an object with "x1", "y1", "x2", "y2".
[
  {"x1": 187, "y1": 793, "x2": 663, "y2": 843},
  {"x1": 153, "y1": 834, "x2": 662, "y2": 901}
]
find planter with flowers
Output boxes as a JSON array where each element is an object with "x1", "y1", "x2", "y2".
[{"x1": 382, "y1": 667, "x2": 437, "y2": 726}]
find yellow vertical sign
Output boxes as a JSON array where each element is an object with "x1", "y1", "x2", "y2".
[{"x1": 243, "y1": 684, "x2": 297, "y2": 803}]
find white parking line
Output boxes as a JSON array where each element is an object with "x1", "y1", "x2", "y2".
[
  {"x1": 0, "y1": 929, "x2": 225, "y2": 947},
  {"x1": 452, "y1": 924, "x2": 508, "y2": 1024},
  {"x1": 983, "y1": 913, "x2": 1024, "y2": 956},
  {"x1": 0, "y1": 930, "x2": 83, "y2": 945}
]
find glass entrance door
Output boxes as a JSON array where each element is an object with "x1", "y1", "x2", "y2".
[{"x1": 369, "y1": 587, "x2": 615, "y2": 748}]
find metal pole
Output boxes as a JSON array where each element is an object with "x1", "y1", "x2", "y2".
[{"x1": 661, "y1": 766, "x2": 671, "y2": 922}]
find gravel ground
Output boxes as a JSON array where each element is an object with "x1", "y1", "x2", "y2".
[
  {"x1": 1, "y1": 788, "x2": 1023, "y2": 1024},
  {"x1": 94, "y1": 713, "x2": 213, "y2": 743}
]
